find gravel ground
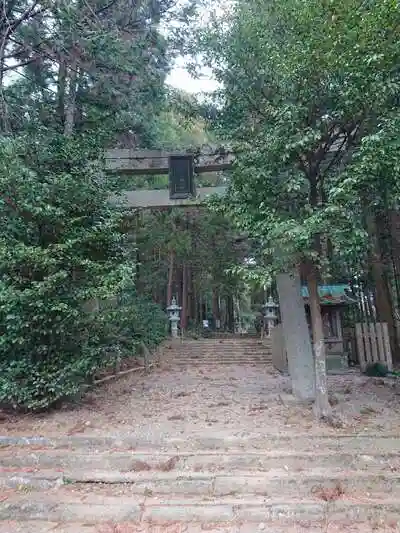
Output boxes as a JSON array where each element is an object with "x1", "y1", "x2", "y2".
[{"x1": 1, "y1": 359, "x2": 400, "y2": 439}]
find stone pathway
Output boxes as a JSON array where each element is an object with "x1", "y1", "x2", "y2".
[{"x1": 1, "y1": 337, "x2": 400, "y2": 532}]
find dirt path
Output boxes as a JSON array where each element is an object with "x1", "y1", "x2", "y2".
[
  {"x1": 2, "y1": 359, "x2": 400, "y2": 439},
  {"x1": 1, "y1": 346, "x2": 400, "y2": 532}
]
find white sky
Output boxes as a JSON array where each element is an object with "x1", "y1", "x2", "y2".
[
  {"x1": 166, "y1": 57, "x2": 219, "y2": 95},
  {"x1": 165, "y1": 0, "x2": 227, "y2": 95},
  {"x1": 4, "y1": 1, "x2": 222, "y2": 96}
]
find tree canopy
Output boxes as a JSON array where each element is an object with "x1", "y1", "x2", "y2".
[
  {"x1": 197, "y1": 0, "x2": 400, "y2": 418},
  {"x1": 0, "y1": 0, "x2": 205, "y2": 410},
  {"x1": 201, "y1": 0, "x2": 400, "y2": 276}
]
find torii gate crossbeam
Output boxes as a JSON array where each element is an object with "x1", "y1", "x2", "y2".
[
  {"x1": 105, "y1": 146, "x2": 234, "y2": 207},
  {"x1": 105, "y1": 147, "x2": 235, "y2": 175}
]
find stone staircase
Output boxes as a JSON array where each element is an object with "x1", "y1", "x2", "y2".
[
  {"x1": 164, "y1": 336, "x2": 272, "y2": 366},
  {"x1": 1, "y1": 336, "x2": 400, "y2": 532},
  {"x1": 1, "y1": 433, "x2": 400, "y2": 532}
]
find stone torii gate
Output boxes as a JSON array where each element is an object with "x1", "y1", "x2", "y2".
[
  {"x1": 106, "y1": 145, "x2": 235, "y2": 331},
  {"x1": 105, "y1": 145, "x2": 233, "y2": 208}
]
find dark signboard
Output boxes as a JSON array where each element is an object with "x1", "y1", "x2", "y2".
[{"x1": 169, "y1": 155, "x2": 195, "y2": 199}]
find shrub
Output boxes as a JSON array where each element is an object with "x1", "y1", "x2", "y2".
[
  {"x1": 0, "y1": 135, "x2": 165, "y2": 411},
  {"x1": 100, "y1": 287, "x2": 168, "y2": 358}
]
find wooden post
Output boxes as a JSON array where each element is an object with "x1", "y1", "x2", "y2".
[
  {"x1": 356, "y1": 323, "x2": 367, "y2": 372},
  {"x1": 369, "y1": 322, "x2": 379, "y2": 363},
  {"x1": 375, "y1": 322, "x2": 386, "y2": 363},
  {"x1": 382, "y1": 322, "x2": 393, "y2": 371},
  {"x1": 356, "y1": 321, "x2": 393, "y2": 371}
]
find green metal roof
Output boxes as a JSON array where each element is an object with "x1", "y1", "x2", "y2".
[{"x1": 301, "y1": 284, "x2": 357, "y2": 306}]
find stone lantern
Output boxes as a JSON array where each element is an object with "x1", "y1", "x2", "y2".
[
  {"x1": 167, "y1": 296, "x2": 182, "y2": 338},
  {"x1": 262, "y1": 296, "x2": 279, "y2": 337}
]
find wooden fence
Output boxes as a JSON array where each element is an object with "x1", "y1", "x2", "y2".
[{"x1": 355, "y1": 322, "x2": 392, "y2": 372}]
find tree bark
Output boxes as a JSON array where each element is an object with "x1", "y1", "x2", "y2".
[
  {"x1": 212, "y1": 287, "x2": 221, "y2": 329},
  {"x1": 277, "y1": 270, "x2": 315, "y2": 401},
  {"x1": 181, "y1": 263, "x2": 188, "y2": 330},
  {"x1": 306, "y1": 264, "x2": 332, "y2": 419},
  {"x1": 187, "y1": 265, "x2": 195, "y2": 324},
  {"x1": 57, "y1": 60, "x2": 67, "y2": 131},
  {"x1": 389, "y1": 210, "x2": 400, "y2": 295},
  {"x1": 366, "y1": 213, "x2": 397, "y2": 359},
  {"x1": 64, "y1": 62, "x2": 79, "y2": 136},
  {"x1": 0, "y1": 27, "x2": 10, "y2": 133},
  {"x1": 166, "y1": 250, "x2": 174, "y2": 308},
  {"x1": 227, "y1": 295, "x2": 235, "y2": 332},
  {"x1": 194, "y1": 284, "x2": 200, "y2": 325}
]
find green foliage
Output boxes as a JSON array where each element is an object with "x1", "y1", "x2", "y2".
[
  {"x1": 0, "y1": 136, "x2": 166, "y2": 411},
  {"x1": 0, "y1": 0, "x2": 250, "y2": 410},
  {"x1": 364, "y1": 362, "x2": 389, "y2": 378},
  {"x1": 332, "y1": 113, "x2": 400, "y2": 212},
  {"x1": 153, "y1": 89, "x2": 213, "y2": 150},
  {"x1": 136, "y1": 207, "x2": 248, "y2": 306},
  {"x1": 0, "y1": 0, "x2": 200, "y2": 411},
  {"x1": 103, "y1": 288, "x2": 168, "y2": 355},
  {"x1": 200, "y1": 0, "x2": 400, "y2": 280},
  {"x1": 2, "y1": 0, "x2": 194, "y2": 145}
]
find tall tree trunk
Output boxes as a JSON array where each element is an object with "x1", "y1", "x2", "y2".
[
  {"x1": 366, "y1": 213, "x2": 397, "y2": 360},
  {"x1": 0, "y1": 29, "x2": 10, "y2": 134},
  {"x1": 135, "y1": 212, "x2": 141, "y2": 292},
  {"x1": 389, "y1": 210, "x2": 400, "y2": 349},
  {"x1": 57, "y1": 61, "x2": 67, "y2": 131},
  {"x1": 166, "y1": 251, "x2": 174, "y2": 308},
  {"x1": 75, "y1": 72, "x2": 85, "y2": 132},
  {"x1": 307, "y1": 264, "x2": 332, "y2": 419},
  {"x1": 64, "y1": 62, "x2": 78, "y2": 136},
  {"x1": 212, "y1": 287, "x2": 220, "y2": 329},
  {"x1": 389, "y1": 210, "x2": 400, "y2": 299},
  {"x1": 193, "y1": 283, "x2": 200, "y2": 325},
  {"x1": 187, "y1": 265, "x2": 194, "y2": 323},
  {"x1": 277, "y1": 270, "x2": 315, "y2": 401},
  {"x1": 181, "y1": 263, "x2": 188, "y2": 330},
  {"x1": 227, "y1": 295, "x2": 235, "y2": 332}
]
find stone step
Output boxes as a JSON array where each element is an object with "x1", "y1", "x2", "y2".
[
  {"x1": 176, "y1": 351, "x2": 272, "y2": 354},
  {"x1": 1, "y1": 450, "x2": 398, "y2": 473},
  {"x1": 167, "y1": 352, "x2": 271, "y2": 356},
  {"x1": 169, "y1": 357, "x2": 272, "y2": 362},
  {"x1": 172, "y1": 342, "x2": 271, "y2": 346},
  {"x1": 169, "y1": 351, "x2": 271, "y2": 355},
  {"x1": 169, "y1": 354, "x2": 272, "y2": 358},
  {"x1": 2, "y1": 434, "x2": 400, "y2": 453},
  {"x1": 1, "y1": 469, "x2": 399, "y2": 498},
  {"x1": 170, "y1": 348, "x2": 271, "y2": 353},
  {"x1": 173, "y1": 358, "x2": 272, "y2": 362},
  {"x1": 170, "y1": 360, "x2": 272, "y2": 366},
  {"x1": 1, "y1": 493, "x2": 399, "y2": 524},
  {"x1": 167, "y1": 353, "x2": 272, "y2": 358},
  {"x1": 168, "y1": 352, "x2": 272, "y2": 357},
  {"x1": 0, "y1": 522, "x2": 394, "y2": 533},
  {"x1": 174, "y1": 340, "x2": 270, "y2": 344},
  {"x1": 175, "y1": 340, "x2": 270, "y2": 343},
  {"x1": 169, "y1": 359, "x2": 272, "y2": 362},
  {"x1": 171, "y1": 342, "x2": 271, "y2": 347},
  {"x1": 169, "y1": 351, "x2": 271, "y2": 356}
]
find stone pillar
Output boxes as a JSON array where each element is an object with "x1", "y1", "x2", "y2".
[{"x1": 277, "y1": 270, "x2": 315, "y2": 401}]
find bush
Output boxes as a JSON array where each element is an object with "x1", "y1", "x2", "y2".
[
  {"x1": 0, "y1": 135, "x2": 166, "y2": 411},
  {"x1": 100, "y1": 287, "x2": 168, "y2": 358}
]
